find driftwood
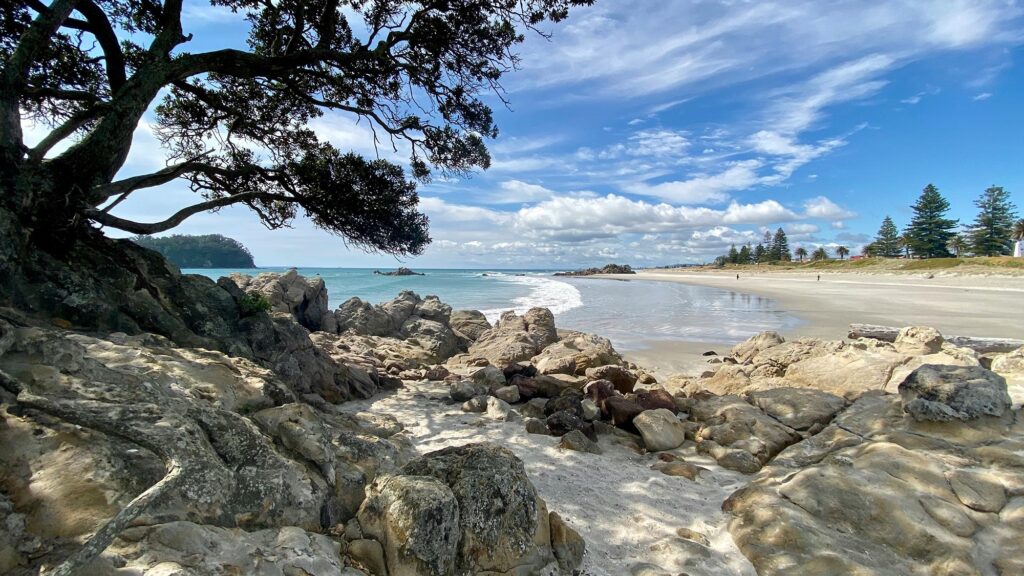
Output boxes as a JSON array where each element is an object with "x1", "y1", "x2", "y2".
[{"x1": 848, "y1": 323, "x2": 1023, "y2": 354}]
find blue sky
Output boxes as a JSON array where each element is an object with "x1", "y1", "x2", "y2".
[{"x1": 29, "y1": 1, "x2": 1024, "y2": 267}]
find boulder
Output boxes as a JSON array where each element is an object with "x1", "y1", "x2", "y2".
[
  {"x1": 746, "y1": 388, "x2": 846, "y2": 431},
  {"x1": 533, "y1": 331, "x2": 623, "y2": 376},
  {"x1": 494, "y1": 384, "x2": 521, "y2": 404},
  {"x1": 544, "y1": 395, "x2": 583, "y2": 418},
  {"x1": 461, "y1": 396, "x2": 488, "y2": 413},
  {"x1": 546, "y1": 410, "x2": 591, "y2": 438},
  {"x1": 524, "y1": 417, "x2": 550, "y2": 435},
  {"x1": 450, "y1": 380, "x2": 488, "y2": 402},
  {"x1": 635, "y1": 389, "x2": 678, "y2": 413},
  {"x1": 898, "y1": 364, "x2": 1012, "y2": 421},
  {"x1": 585, "y1": 365, "x2": 637, "y2": 393},
  {"x1": 782, "y1": 344, "x2": 910, "y2": 399},
  {"x1": 399, "y1": 444, "x2": 566, "y2": 574},
  {"x1": 449, "y1": 310, "x2": 492, "y2": 345},
  {"x1": 486, "y1": 397, "x2": 521, "y2": 422},
  {"x1": 580, "y1": 398, "x2": 600, "y2": 421},
  {"x1": 230, "y1": 269, "x2": 330, "y2": 331},
  {"x1": 633, "y1": 409, "x2": 686, "y2": 451},
  {"x1": 605, "y1": 396, "x2": 644, "y2": 427},
  {"x1": 471, "y1": 365, "x2": 507, "y2": 389},
  {"x1": 467, "y1": 308, "x2": 557, "y2": 367},
  {"x1": 558, "y1": 429, "x2": 603, "y2": 454},
  {"x1": 357, "y1": 474, "x2": 460, "y2": 575},
  {"x1": 731, "y1": 331, "x2": 785, "y2": 363},
  {"x1": 688, "y1": 394, "x2": 801, "y2": 470},
  {"x1": 549, "y1": 512, "x2": 585, "y2": 573},
  {"x1": 894, "y1": 326, "x2": 944, "y2": 355}
]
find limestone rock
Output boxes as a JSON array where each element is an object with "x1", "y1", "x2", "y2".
[
  {"x1": 633, "y1": 409, "x2": 686, "y2": 451},
  {"x1": 230, "y1": 269, "x2": 329, "y2": 331},
  {"x1": 549, "y1": 512, "x2": 585, "y2": 573},
  {"x1": 533, "y1": 331, "x2": 623, "y2": 376},
  {"x1": 494, "y1": 384, "x2": 521, "y2": 404},
  {"x1": 731, "y1": 331, "x2": 785, "y2": 363},
  {"x1": 461, "y1": 396, "x2": 488, "y2": 413},
  {"x1": 471, "y1": 365, "x2": 507, "y2": 389},
  {"x1": 467, "y1": 308, "x2": 557, "y2": 367},
  {"x1": 449, "y1": 309, "x2": 492, "y2": 345},
  {"x1": 524, "y1": 417, "x2": 550, "y2": 435},
  {"x1": 450, "y1": 380, "x2": 488, "y2": 402},
  {"x1": 898, "y1": 364, "x2": 1012, "y2": 421},
  {"x1": 581, "y1": 398, "x2": 600, "y2": 421}
]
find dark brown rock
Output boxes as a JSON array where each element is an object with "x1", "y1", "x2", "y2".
[
  {"x1": 635, "y1": 389, "x2": 678, "y2": 413},
  {"x1": 605, "y1": 396, "x2": 644, "y2": 427}
]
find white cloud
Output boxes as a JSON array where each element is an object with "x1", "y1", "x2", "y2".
[
  {"x1": 624, "y1": 160, "x2": 761, "y2": 204},
  {"x1": 803, "y1": 196, "x2": 857, "y2": 220},
  {"x1": 973, "y1": 92, "x2": 993, "y2": 101}
]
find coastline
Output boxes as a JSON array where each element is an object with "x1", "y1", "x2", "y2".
[{"x1": 609, "y1": 268, "x2": 1024, "y2": 377}]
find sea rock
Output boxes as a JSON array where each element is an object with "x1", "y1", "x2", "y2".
[
  {"x1": 399, "y1": 316, "x2": 460, "y2": 363},
  {"x1": 524, "y1": 417, "x2": 550, "y2": 435},
  {"x1": 332, "y1": 291, "x2": 461, "y2": 363},
  {"x1": 652, "y1": 461, "x2": 706, "y2": 480},
  {"x1": 471, "y1": 365, "x2": 507, "y2": 389},
  {"x1": 782, "y1": 344, "x2": 910, "y2": 399},
  {"x1": 424, "y1": 365, "x2": 450, "y2": 381},
  {"x1": 450, "y1": 380, "x2": 488, "y2": 402},
  {"x1": 449, "y1": 309, "x2": 492, "y2": 341},
  {"x1": 520, "y1": 398, "x2": 549, "y2": 420},
  {"x1": 688, "y1": 394, "x2": 800, "y2": 470},
  {"x1": 898, "y1": 364, "x2": 1012, "y2": 421},
  {"x1": 725, "y1": 393, "x2": 1024, "y2": 575},
  {"x1": 894, "y1": 326, "x2": 945, "y2": 355},
  {"x1": 584, "y1": 379, "x2": 620, "y2": 407},
  {"x1": 486, "y1": 397, "x2": 521, "y2": 422},
  {"x1": 461, "y1": 396, "x2": 488, "y2": 413},
  {"x1": 399, "y1": 444, "x2": 566, "y2": 574},
  {"x1": 467, "y1": 308, "x2": 557, "y2": 367},
  {"x1": 635, "y1": 388, "x2": 678, "y2": 413},
  {"x1": 230, "y1": 269, "x2": 330, "y2": 331},
  {"x1": 494, "y1": 384, "x2": 521, "y2": 403},
  {"x1": 333, "y1": 297, "x2": 396, "y2": 336},
  {"x1": 357, "y1": 474, "x2": 460, "y2": 575},
  {"x1": 633, "y1": 409, "x2": 687, "y2": 451},
  {"x1": 605, "y1": 396, "x2": 644, "y2": 427},
  {"x1": 585, "y1": 365, "x2": 637, "y2": 393},
  {"x1": 731, "y1": 331, "x2": 785, "y2": 363},
  {"x1": 546, "y1": 410, "x2": 591, "y2": 437},
  {"x1": 581, "y1": 398, "x2": 601, "y2": 421},
  {"x1": 533, "y1": 331, "x2": 623, "y2": 375},
  {"x1": 558, "y1": 429, "x2": 603, "y2": 454},
  {"x1": 746, "y1": 388, "x2": 846, "y2": 430},
  {"x1": 544, "y1": 395, "x2": 583, "y2": 418}
]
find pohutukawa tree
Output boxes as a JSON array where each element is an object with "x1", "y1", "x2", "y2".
[{"x1": 1, "y1": 0, "x2": 591, "y2": 253}]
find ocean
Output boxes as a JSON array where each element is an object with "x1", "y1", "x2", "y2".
[{"x1": 186, "y1": 268, "x2": 801, "y2": 351}]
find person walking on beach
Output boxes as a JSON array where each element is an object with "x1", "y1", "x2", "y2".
[
  {"x1": 736, "y1": 274, "x2": 739, "y2": 280},
  {"x1": 817, "y1": 274, "x2": 821, "y2": 281}
]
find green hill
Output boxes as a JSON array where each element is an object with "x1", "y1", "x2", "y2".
[{"x1": 131, "y1": 234, "x2": 256, "y2": 268}]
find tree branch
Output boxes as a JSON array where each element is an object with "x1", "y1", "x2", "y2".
[
  {"x1": 87, "y1": 191, "x2": 294, "y2": 234},
  {"x1": 74, "y1": 0, "x2": 128, "y2": 93}
]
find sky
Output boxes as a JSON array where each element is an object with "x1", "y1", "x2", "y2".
[{"x1": 31, "y1": 0, "x2": 1024, "y2": 268}]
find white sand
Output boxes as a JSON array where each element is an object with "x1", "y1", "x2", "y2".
[{"x1": 341, "y1": 381, "x2": 756, "y2": 576}]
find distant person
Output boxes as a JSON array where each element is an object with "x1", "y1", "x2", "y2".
[
  {"x1": 736, "y1": 274, "x2": 739, "y2": 280},
  {"x1": 817, "y1": 274, "x2": 821, "y2": 281}
]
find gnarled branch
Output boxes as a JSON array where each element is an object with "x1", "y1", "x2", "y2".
[{"x1": 87, "y1": 190, "x2": 294, "y2": 234}]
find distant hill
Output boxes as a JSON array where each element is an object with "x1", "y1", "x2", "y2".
[{"x1": 132, "y1": 234, "x2": 256, "y2": 268}]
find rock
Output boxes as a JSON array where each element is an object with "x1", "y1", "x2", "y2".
[
  {"x1": 520, "y1": 398, "x2": 549, "y2": 420},
  {"x1": 357, "y1": 474, "x2": 460, "y2": 576},
  {"x1": 605, "y1": 396, "x2": 644, "y2": 427},
  {"x1": 544, "y1": 395, "x2": 583, "y2": 417},
  {"x1": 731, "y1": 331, "x2": 785, "y2": 363},
  {"x1": 400, "y1": 444, "x2": 561, "y2": 574},
  {"x1": 486, "y1": 396, "x2": 521, "y2": 422},
  {"x1": 746, "y1": 388, "x2": 846, "y2": 430},
  {"x1": 423, "y1": 365, "x2": 450, "y2": 381},
  {"x1": 348, "y1": 538, "x2": 388, "y2": 576},
  {"x1": 992, "y1": 345, "x2": 1024, "y2": 380},
  {"x1": 533, "y1": 331, "x2": 623, "y2": 376},
  {"x1": 676, "y1": 527, "x2": 711, "y2": 546},
  {"x1": 374, "y1": 267, "x2": 424, "y2": 276},
  {"x1": 546, "y1": 410, "x2": 591, "y2": 438},
  {"x1": 652, "y1": 461, "x2": 706, "y2": 480},
  {"x1": 898, "y1": 364, "x2": 1012, "y2": 421},
  {"x1": 450, "y1": 380, "x2": 487, "y2": 402},
  {"x1": 558, "y1": 429, "x2": 603, "y2": 454},
  {"x1": 584, "y1": 379, "x2": 620, "y2": 407},
  {"x1": 781, "y1": 344, "x2": 910, "y2": 399},
  {"x1": 946, "y1": 469, "x2": 1007, "y2": 512},
  {"x1": 461, "y1": 396, "x2": 488, "y2": 413},
  {"x1": 399, "y1": 316, "x2": 459, "y2": 362},
  {"x1": 581, "y1": 398, "x2": 600, "y2": 421},
  {"x1": 585, "y1": 365, "x2": 637, "y2": 393},
  {"x1": 510, "y1": 374, "x2": 540, "y2": 399},
  {"x1": 635, "y1": 388, "x2": 678, "y2": 413},
  {"x1": 634, "y1": 409, "x2": 687, "y2": 451},
  {"x1": 689, "y1": 394, "x2": 800, "y2": 469},
  {"x1": 503, "y1": 361, "x2": 539, "y2": 380},
  {"x1": 467, "y1": 308, "x2": 557, "y2": 367},
  {"x1": 471, "y1": 365, "x2": 507, "y2": 389},
  {"x1": 524, "y1": 417, "x2": 550, "y2": 435},
  {"x1": 494, "y1": 384, "x2": 521, "y2": 404},
  {"x1": 449, "y1": 310, "x2": 492, "y2": 345},
  {"x1": 630, "y1": 563, "x2": 673, "y2": 576},
  {"x1": 106, "y1": 522, "x2": 348, "y2": 575},
  {"x1": 549, "y1": 512, "x2": 585, "y2": 573},
  {"x1": 230, "y1": 269, "x2": 330, "y2": 331},
  {"x1": 894, "y1": 326, "x2": 945, "y2": 355}
]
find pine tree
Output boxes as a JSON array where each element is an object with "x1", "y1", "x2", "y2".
[
  {"x1": 738, "y1": 244, "x2": 752, "y2": 264},
  {"x1": 727, "y1": 244, "x2": 740, "y2": 264},
  {"x1": 968, "y1": 186, "x2": 1018, "y2": 256},
  {"x1": 770, "y1": 228, "x2": 791, "y2": 261},
  {"x1": 905, "y1": 184, "x2": 958, "y2": 258},
  {"x1": 873, "y1": 216, "x2": 903, "y2": 257},
  {"x1": 753, "y1": 243, "x2": 767, "y2": 263}
]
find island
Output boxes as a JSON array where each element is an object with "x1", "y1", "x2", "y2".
[
  {"x1": 374, "y1": 267, "x2": 425, "y2": 276},
  {"x1": 554, "y1": 263, "x2": 635, "y2": 276},
  {"x1": 131, "y1": 234, "x2": 256, "y2": 268}
]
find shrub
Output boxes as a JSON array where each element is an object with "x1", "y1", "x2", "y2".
[{"x1": 238, "y1": 292, "x2": 271, "y2": 316}]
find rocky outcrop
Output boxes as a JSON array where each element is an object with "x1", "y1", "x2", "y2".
[
  {"x1": 633, "y1": 409, "x2": 687, "y2": 451},
  {"x1": 359, "y1": 443, "x2": 583, "y2": 575},
  {"x1": 449, "y1": 309, "x2": 492, "y2": 347},
  {"x1": 374, "y1": 267, "x2": 424, "y2": 276},
  {"x1": 533, "y1": 331, "x2": 623, "y2": 376},
  {"x1": 554, "y1": 263, "x2": 635, "y2": 276},
  {"x1": 463, "y1": 308, "x2": 559, "y2": 368},
  {"x1": 898, "y1": 364, "x2": 1012, "y2": 421},
  {"x1": 724, "y1": 394, "x2": 1024, "y2": 575},
  {"x1": 230, "y1": 269, "x2": 330, "y2": 331}
]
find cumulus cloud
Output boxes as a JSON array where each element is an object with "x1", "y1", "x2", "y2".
[{"x1": 803, "y1": 196, "x2": 857, "y2": 220}]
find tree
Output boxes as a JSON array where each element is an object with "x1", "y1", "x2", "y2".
[
  {"x1": 1, "y1": 0, "x2": 590, "y2": 252},
  {"x1": 836, "y1": 245, "x2": 849, "y2": 260},
  {"x1": 1015, "y1": 219, "x2": 1024, "y2": 241},
  {"x1": 769, "y1": 227, "x2": 791, "y2": 262},
  {"x1": 794, "y1": 246, "x2": 807, "y2": 262},
  {"x1": 727, "y1": 244, "x2": 739, "y2": 264},
  {"x1": 753, "y1": 243, "x2": 766, "y2": 263},
  {"x1": 132, "y1": 233, "x2": 255, "y2": 267},
  {"x1": 811, "y1": 246, "x2": 829, "y2": 261},
  {"x1": 873, "y1": 216, "x2": 902, "y2": 257},
  {"x1": 738, "y1": 243, "x2": 751, "y2": 264},
  {"x1": 967, "y1": 186, "x2": 1018, "y2": 256},
  {"x1": 947, "y1": 234, "x2": 966, "y2": 258},
  {"x1": 904, "y1": 184, "x2": 958, "y2": 258},
  {"x1": 861, "y1": 242, "x2": 876, "y2": 257}
]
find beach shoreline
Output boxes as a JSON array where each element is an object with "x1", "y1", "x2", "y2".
[{"x1": 610, "y1": 268, "x2": 1023, "y2": 378}]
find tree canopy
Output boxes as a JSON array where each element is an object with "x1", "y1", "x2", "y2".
[
  {"x1": 131, "y1": 233, "x2": 256, "y2": 268},
  {"x1": 967, "y1": 186, "x2": 1017, "y2": 256},
  {"x1": 904, "y1": 184, "x2": 957, "y2": 258},
  {"x1": 1, "y1": 0, "x2": 590, "y2": 253},
  {"x1": 872, "y1": 215, "x2": 902, "y2": 257}
]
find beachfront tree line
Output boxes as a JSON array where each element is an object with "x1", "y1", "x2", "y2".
[
  {"x1": 865, "y1": 184, "x2": 1021, "y2": 258},
  {"x1": 717, "y1": 227, "x2": 797, "y2": 265}
]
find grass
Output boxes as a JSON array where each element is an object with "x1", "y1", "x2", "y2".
[
  {"x1": 697, "y1": 255, "x2": 1024, "y2": 273},
  {"x1": 899, "y1": 258, "x2": 963, "y2": 271}
]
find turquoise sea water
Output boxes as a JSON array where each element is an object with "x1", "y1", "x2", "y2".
[{"x1": 186, "y1": 267, "x2": 800, "y2": 350}]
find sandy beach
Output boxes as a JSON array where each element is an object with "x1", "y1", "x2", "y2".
[{"x1": 611, "y1": 269, "x2": 1024, "y2": 378}]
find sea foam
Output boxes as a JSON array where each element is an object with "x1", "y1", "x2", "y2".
[{"x1": 479, "y1": 273, "x2": 583, "y2": 324}]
